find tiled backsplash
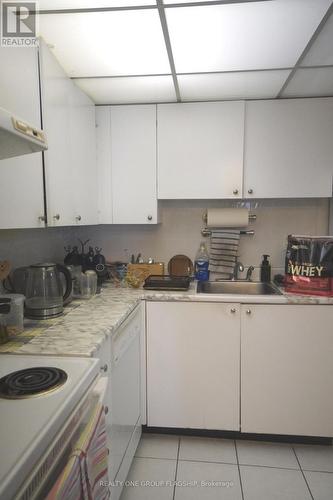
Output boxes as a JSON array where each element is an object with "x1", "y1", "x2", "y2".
[{"x1": 0, "y1": 199, "x2": 329, "y2": 275}]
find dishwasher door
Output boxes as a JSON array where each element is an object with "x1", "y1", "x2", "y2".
[{"x1": 109, "y1": 306, "x2": 142, "y2": 482}]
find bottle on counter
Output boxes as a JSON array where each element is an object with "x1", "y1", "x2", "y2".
[
  {"x1": 260, "y1": 254, "x2": 271, "y2": 282},
  {"x1": 195, "y1": 242, "x2": 210, "y2": 281}
]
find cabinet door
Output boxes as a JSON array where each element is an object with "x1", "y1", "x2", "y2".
[
  {"x1": 110, "y1": 105, "x2": 158, "y2": 224},
  {"x1": 39, "y1": 40, "x2": 74, "y2": 226},
  {"x1": 147, "y1": 302, "x2": 240, "y2": 430},
  {"x1": 0, "y1": 46, "x2": 45, "y2": 229},
  {"x1": 244, "y1": 98, "x2": 333, "y2": 198},
  {"x1": 69, "y1": 83, "x2": 98, "y2": 226},
  {"x1": 157, "y1": 101, "x2": 244, "y2": 199},
  {"x1": 96, "y1": 107, "x2": 113, "y2": 223},
  {"x1": 241, "y1": 304, "x2": 333, "y2": 437}
]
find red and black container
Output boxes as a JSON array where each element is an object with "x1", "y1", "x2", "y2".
[{"x1": 285, "y1": 235, "x2": 333, "y2": 296}]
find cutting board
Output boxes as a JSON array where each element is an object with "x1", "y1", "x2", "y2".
[{"x1": 127, "y1": 263, "x2": 164, "y2": 282}]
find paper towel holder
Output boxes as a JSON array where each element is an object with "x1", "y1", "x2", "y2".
[{"x1": 202, "y1": 211, "x2": 257, "y2": 224}]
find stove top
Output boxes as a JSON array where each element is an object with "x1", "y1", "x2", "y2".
[
  {"x1": 0, "y1": 366, "x2": 68, "y2": 399},
  {"x1": 0, "y1": 354, "x2": 100, "y2": 500}
]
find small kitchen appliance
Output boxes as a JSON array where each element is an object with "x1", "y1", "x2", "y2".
[{"x1": 25, "y1": 263, "x2": 72, "y2": 319}]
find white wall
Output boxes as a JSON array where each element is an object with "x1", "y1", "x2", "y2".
[{"x1": 0, "y1": 199, "x2": 329, "y2": 277}]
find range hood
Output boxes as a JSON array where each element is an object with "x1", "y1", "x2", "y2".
[{"x1": 0, "y1": 106, "x2": 47, "y2": 160}]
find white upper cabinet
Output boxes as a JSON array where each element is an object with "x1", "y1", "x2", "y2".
[
  {"x1": 96, "y1": 104, "x2": 159, "y2": 224},
  {"x1": 39, "y1": 39, "x2": 74, "y2": 227},
  {"x1": 69, "y1": 83, "x2": 98, "y2": 226},
  {"x1": 0, "y1": 46, "x2": 45, "y2": 229},
  {"x1": 157, "y1": 101, "x2": 245, "y2": 199},
  {"x1": 244, "y1": 98, "x2": 333, "y2": 198},
  {"x1": 39, "y1": 40, "x2": 98, "y2": 227}
]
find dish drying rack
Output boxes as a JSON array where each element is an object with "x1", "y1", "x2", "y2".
[{"x1": 201, "y1": 213, "x2": 256, "y2": 237}]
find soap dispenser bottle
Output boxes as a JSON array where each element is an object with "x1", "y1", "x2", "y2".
[{"x1": 260, "y1": 254, "x2": 271, "y2": 283}]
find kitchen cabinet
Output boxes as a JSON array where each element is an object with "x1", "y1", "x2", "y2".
[
  {"x1": 244, "y1": 98, "x2": 333, "y2": 198},
  {"x1": 40, "y1": 40, "x2": 98, "y2": 227},
  {"x1": 241, "y1": 304, "x2": 333, "y2": 437},
  {"x1": 0, "y1": 46, "x2": 45, "y2": 229},
  {"x1": 157, "y1": 101, "x2": 245, "y2": 199},
  {"x1": 39, "y1": 39, "x2": 74, "y2": 227},
  {"x1": 69, "y1": 83, "x2": 98, "y2": 226},
  {"x1": 96, "y1": 105, "x2": 159, "y2": 224},
  {"x1": 146, "y1": 301, "x2": 240, "y2": 430}
]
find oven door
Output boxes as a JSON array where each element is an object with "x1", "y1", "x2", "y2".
[{"x1": 15, "y1": 376, "x2": 109, "y2": 500}]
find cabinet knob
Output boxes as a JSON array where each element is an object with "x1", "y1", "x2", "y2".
[
  {"x1": 147, "y1": 215, "x2": 153, "y2": 221},
  {"x1": 246, "y1": 309, "x2": 252, "y2": 315},
  {"x1": 230, "y1": 308, "x2": 236, "y2": 314},
  {"x1": 100, "y1": 363, "x2": 108, "y2": 372},
  {"x1": 38, "y1": 215, "x2": 46, "y2": 222},
  {"x1": 53, "y1": 214, "x2": 60, "y2": 221},
  {"x1": 104, "y1": 406, "x2": 109, "y2": 415},
  {"x1": 233, "y1": 189, "x2": 239, "y2": 195},
  {"x1": 75, "y1": 215, "x2": 82, "y2": 222},
  {"x1": 248, "y1": 189, "x2": 253, "y2": 195}
]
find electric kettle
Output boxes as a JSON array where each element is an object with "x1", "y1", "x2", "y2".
[{"x1": 25, "y1": 263, "x2": 72, "y2": 319}]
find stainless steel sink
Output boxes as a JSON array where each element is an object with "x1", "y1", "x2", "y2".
[{"x1": 197, "y1": 280, "x2": 282, "y2": 295}]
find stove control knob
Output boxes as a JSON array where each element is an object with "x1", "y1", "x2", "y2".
[{"x1": 101, "y1": 364, "x2": 108, "y2": 372}]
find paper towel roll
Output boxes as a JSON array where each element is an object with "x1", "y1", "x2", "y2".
[{"x1": 206, "y1": 208, "x2": 249, "y2": 228}]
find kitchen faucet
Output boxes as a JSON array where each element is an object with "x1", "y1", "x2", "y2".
[{"x1": 232, "y1": 260, "x2": 244, "y2": 280}]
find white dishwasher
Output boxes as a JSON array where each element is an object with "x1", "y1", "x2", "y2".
[{"x1": 109, "y1": 303, "x2": 142, "y2": 500}]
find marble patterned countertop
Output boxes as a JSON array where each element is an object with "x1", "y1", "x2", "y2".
[{"x1": 1, "y1": 281, "x2": 333, "y2": 357}]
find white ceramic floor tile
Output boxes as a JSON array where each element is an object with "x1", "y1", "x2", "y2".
[
  {"x1": 240, "y1": 465, "x2": 312, "y2": 500},
  {"x1": 120, "y1": 457, "x2": 176, "y2": 500},
  {"x1": 294, "y1": 444, "x2": 333, "y2": 472},
  {"x1": 304, "y1": 470, "x2": 333, "y2": 500},
  {"x1": 135, "y1": 433, "x2": 180, "y2": 459},
  {"x1": 236, "y1": 440, "x2": 299, "y2": 469},
  {"x1": 178, "y1": 436, "x2": 237, "y2": 464},
  {"x1": 175, "y1": 460, "x2": 242, "y2": 500}
]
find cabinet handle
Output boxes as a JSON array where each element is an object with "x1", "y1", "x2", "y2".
[
  {"x1": 53, "y1": 214, "x2": 60, "y2": 221},
  {"x1": 246, "y1": 309, "x2": 252, "y2": 315},
  {"x1": 147, "y1": 215, "x2": 153, "y2": 221},
  {"x1": 248, "y1": 189, "x2": 253, "y2": 195},
  {"x1": 100, "y1": 363, "x2": 108, "y2": 372},
  {"x1": 233, "y1": 189, "x2": 239, "y2": 195},
  {"x1": 230, "y1": 308, "x2": 236, "y2": 314},
  {"x1": 75, "y1": 215, "x2": 82, "y2": 222},
  {"x1": 104, "y1": 406, "x2": 109, "y2": 415},
  {"x1": 38, "y1": 215, "x2": 46, "y2": 222}
]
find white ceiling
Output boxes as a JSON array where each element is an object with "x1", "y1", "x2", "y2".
[{"x1": 37, "y1": 0, "x2": 333, "y2": 104}]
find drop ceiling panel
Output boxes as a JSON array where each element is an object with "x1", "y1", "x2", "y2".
[
  {"x1": 282, "y1": 67, "x2": 333, "y2": 98},
  {"x1": 38, "y1": 0, "x2": 156, "y2": 9},
  {"x1": 166, "y1": 0, "x2": 332, "y2": 72},
  {"x1": 39, "y1": 10, "x2": 170, "y2": 76},
  {"x1": 302, "y1": 12, "x2": 333, "y2": 66},
  {"x1": 75, "y1": 76, "x2": 176, "y2": 104},
  {"x1": 178, "y1": 70, "x2": 291, "y2": 101}
]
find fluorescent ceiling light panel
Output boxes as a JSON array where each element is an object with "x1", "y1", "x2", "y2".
[
  {"x1": 38, "y1": 0, "x2": 156, "y2": 9},
  {"x1": 282, "y1": 67, "x2": 333, "y2": 97},
  {"x1": 178, "y1": 70, "x2": 291, "y2": 100},
  {"x1": 75, "y1": 75, "x2": 177, "y2": 104},
  {"x1": 166, "y1": 0, "x2": 332, "y2": 72},
  {"x1": 302, "y1": 12, "x2": 333, "y2": 66},
  {"x1": 39, "y1": 10, "x2": 170, "y2": 76}
]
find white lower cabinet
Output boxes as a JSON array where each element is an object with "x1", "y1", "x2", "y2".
[
  {"x1": 146, "y1": 301, "x2": 333, "y2": 437},
  {"x1": 146, "y1": 301, "x2": 240, "y2": 430},
  {"x1": 241, "y1": 304, "x2": 333, "y2": 437}
]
